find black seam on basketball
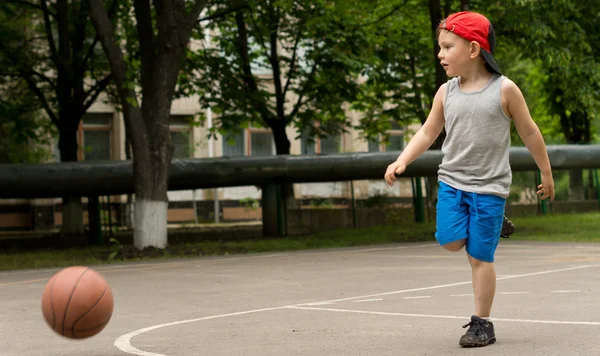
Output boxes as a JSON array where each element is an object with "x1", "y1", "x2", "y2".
[
  {"x1": 61, "y1": 268, "x2": 90, "y2": 336},
  {"x1": 49, "y1": 276, "x2": 57, "y2": 329},
  {"x1": 71, "y1": 285, "x2": 107, "y2": 336},
  {"x1": 73, "y1": 318, "x2": 111, "y2": 334}
]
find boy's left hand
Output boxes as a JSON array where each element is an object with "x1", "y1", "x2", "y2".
[{"x1": 537, "y1": 173, "x2": 555, "y2": 201}]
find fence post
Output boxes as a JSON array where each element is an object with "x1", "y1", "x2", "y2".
[
  {"x1": 88, "y1": 196, "x2": 102, "y2": 245},
  {"x1": 537, "y1": 171, "x2": 549, "y2": 215},
  {"x1": 350, "y1": 180, "x2": 357, "y2": 228},
  {"x1": 412, "y1": 177, "x2": 425, "y2": 223},
  {"x1": 595, "y1": 169, "x2": 600, "y2": 210},
  {"x1": 261, "y1": 182, "x2": 285, "y2": 237}
]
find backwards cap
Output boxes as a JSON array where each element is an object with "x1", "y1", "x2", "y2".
[{"x1": 440, "y1": 11, "x2": 501, "y2": 74}]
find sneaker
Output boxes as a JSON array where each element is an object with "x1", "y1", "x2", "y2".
[
  {"x1": 459, "y1": 315, "x2": 496, "y2": 347},
  {"x1": 500, "y1": 215, "x2": 515, "y2": 238}
]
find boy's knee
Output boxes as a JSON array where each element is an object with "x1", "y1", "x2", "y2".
[
  {"x1": 442, "y1": 239, "x2": 466, "y2": 252},
  {"x1": 468, "y1": 254, "x2": 494, "y2": 267}
]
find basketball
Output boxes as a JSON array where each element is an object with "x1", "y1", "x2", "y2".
[{"x1": 41, "y1": 266, "x2": 114, "y2": 339}]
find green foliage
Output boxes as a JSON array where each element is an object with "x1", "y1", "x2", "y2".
[
  {"x1": 240, "y1": 197, "x2": 260, "y2": 210},
  {"x1": 3, "y1": 212, "x2": 600, "y2": 270},
  {"x1": 363, "y1": 190, "x2": 391, "y2": 208},
  {"x1": 310, "y1": 198, "x2": 334, "y2": 208},
  {"x1": 485, "y1": 0, "x2": 600, "y2": 144},
  {"x1": 0, "y1": 0, "x2": 113, "y2": 163},
  {"x1": 187, "y1": 0, "x2": 375, "y2": 146},
  {"x1": 351, "y1": 0, "x2": 436, "y2": 143}
]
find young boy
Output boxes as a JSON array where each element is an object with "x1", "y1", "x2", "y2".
[{"x1": 384, "y1": 11, "x2": 555, "y2": 347}]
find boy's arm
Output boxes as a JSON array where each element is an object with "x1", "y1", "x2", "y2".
[
  {"x1": 384, "y1": 83, "x2": 446, "y2": 186},
  {"x1": 503, "y1": 79, "x2": 555, "y2": 201}
]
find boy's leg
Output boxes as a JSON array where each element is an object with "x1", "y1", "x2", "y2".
[
  {"x1": 468, "y1": 254, "x2": 496, "y2": 317},
  {"x1": 459, "y1": 192, "x2": 505, "y2": 347},
  {"x1": 435, "y1": 182, "x2": 469, "y2": 250}
]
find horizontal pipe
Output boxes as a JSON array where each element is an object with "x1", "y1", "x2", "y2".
[{"x1": 0, "y1": 144, "x2": 599, "y2": 199}]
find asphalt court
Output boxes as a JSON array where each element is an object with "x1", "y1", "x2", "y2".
[{"x1": 2, "y1": 240, "x2": 600, "y2": 355}]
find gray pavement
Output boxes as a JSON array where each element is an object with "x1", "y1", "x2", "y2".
[{"x1": 2, "y1": 240, "x2": 600, "y2": 356}]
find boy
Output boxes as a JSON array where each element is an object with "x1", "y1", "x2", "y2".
[{"x1": 384, "y1": 11, "x2": 554, "y2": 347}]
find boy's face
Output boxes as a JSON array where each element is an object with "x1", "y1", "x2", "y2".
[{"x1": 437, "y1": 30, "x2": 474, "y2": 77}]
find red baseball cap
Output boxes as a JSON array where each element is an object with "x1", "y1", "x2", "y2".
[{"x1": 440, "y1": 11, "x2": 501, "y2": 74}]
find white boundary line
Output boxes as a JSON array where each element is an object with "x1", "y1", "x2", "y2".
[
  {"x1": 287, "y1": 306, "x2": 600, "y2": 326},
  {"x1": 114, "y1": 264, "x2": 598, "y2": 356}
]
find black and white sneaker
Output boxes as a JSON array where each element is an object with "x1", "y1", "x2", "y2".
[
  {"x1": 459, "y1": 315, "x2": 496, "y2": 347},
  {"x1": 500, "y1": 215, "x2": 515, "y2": 238}
]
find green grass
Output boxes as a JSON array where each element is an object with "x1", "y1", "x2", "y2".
[
  {"x1": 1, "y1": 212, "x2": 599, "y2": 271},
  {"x1": 508, "y1": 212, "x2": 600, "y2": 242}
]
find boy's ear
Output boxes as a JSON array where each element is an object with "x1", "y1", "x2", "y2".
[{"x1": 470, "y1": 41, "x2": 482, "y2": 59}]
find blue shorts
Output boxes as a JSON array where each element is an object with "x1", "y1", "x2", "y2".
[{"x1": 435, "y1": 181, "x2": 506, "y2": 262}]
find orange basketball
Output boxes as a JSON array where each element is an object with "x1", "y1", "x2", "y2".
[{"x1": 41, "y1": 266, "x2": 114, "y2": 339}]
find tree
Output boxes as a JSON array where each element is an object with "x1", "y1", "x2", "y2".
[
  {"x1": 0, "y1": 81, "x2": 55, "y2": 164},
  {"x1": 488, "y1": 0, "x2": 600, "y2": 200},
  {"x1": 188, "y1": 0, "x2": 372, "y2": 208},
  {"x1": 88, "y1": 0, "x2": 207, "y2": 248},
  {"x1": 0, "y1": 1, "x2": 113, "y2": 234}
]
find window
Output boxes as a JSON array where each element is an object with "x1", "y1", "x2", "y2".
[
  {"x1": 221, "y1": 126, "x2": 274, "y2": 157},
  {"x1": 301, "y1": 127, "x2": 342, "y2": 154},
  {"x1": 249, "y1": 129, "x2": 274, "y2": 156},
  {"x1": 222, "y1": 130, "x2": 245, "y2": 157},
  {"x1": 170, "y1": 115, "x2": 193, "y2": 159},
  {"x1": 368, "y1": 121, "x2": 404, "y2": 152},
  {"x1": 79, "y1": 113, "x2": 112, "y2": 161}
]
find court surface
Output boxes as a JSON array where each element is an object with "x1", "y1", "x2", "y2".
[{"x1": 3, "y1": 240, "x2": 600, "y2": 356}]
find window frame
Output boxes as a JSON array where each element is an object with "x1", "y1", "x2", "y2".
[{"x1": 78, "y1": 113, "x2": 113, "y2": 161}]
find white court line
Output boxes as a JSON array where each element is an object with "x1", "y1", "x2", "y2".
[
  {"x1": 354, "y1": 299, "x2": 383, "y2": 303},
  {"x1": 288, "y1": 306, "x2": 600, "y2": 326},
  {"x1": 309, "y1": 244, "x2": 438, "y2": 256},
  {"x1": 114, "y1": 264, "x2": 598, "y2": 356},
  {"x1": 305, "y1": 302, "x2": 336, "y2": 306},
  {"x1": 551, "y1": 290, "x2": 580, "y2": 293},
  {"x1": 402, "y1": 296, "x2": 431, "y2": 300}
]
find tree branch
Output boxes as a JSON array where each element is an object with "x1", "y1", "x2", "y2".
[
  {"x1": 40, "y1": 0, "x2": 58, "y2": 66},
  {"x1": 196, "y1": 2, "x2": 247, "y2": 24},
  {"x1": 30, "y1": 70, "x2": 56, "y2": 90},
  {"x1": 88, "y1": 0, "x2": 140, "y2": 116},
  {"x1": 268, "y1": 16, "x2": 284, "y2": 118},
  {"x1": 133, "y1": 0, "x2": 156, "y2": 92},
  {"x1": 235, "y1": 9, "x2": 272, "y2": 120},
  {"x1": 81, "y1": 74, "x2": 113, "y2": 114},
  {"x1": 6, "y1": 0, "x2": 56, "y2": 17},
  {"x1": 0, "y1": 40, "x2": 59, "y2": 126},
  {"x1": 288, "y1": 62, "x2": 318, "y2": 123},
  {"x1": 79, "y1": 0, "x2": 117, "y2": 76},
  {"x1": 282, "y1": 31, "x2": 302, "y2": 100},
  {"x1": 359, "y1": 0, "x2": 409, "y2": 27}
]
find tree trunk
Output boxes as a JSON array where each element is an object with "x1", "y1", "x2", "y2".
[
  {"x1": 270, "y1": 119, "x2": 297, "y2": 209},
  {"x1": 89, "y1": 0, "x2": 207, "y2": 248},
  {"x1": 58, "y1": 125, "x2": 84, "y2": 235},
  {"x1": 426, "y1": 0, "x2": 447, "y2": 213},
  {"x1": 132, "y1": 113, "x2": 173, "y2": 249}
]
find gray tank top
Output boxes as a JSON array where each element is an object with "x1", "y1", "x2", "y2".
[{"x1": 437, "y1": 74, "x2": 512, "y2": 198}]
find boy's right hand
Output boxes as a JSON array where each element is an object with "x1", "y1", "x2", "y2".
[{"x1": 384, "y1": 161, "x2": 407, "y2": 186}]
